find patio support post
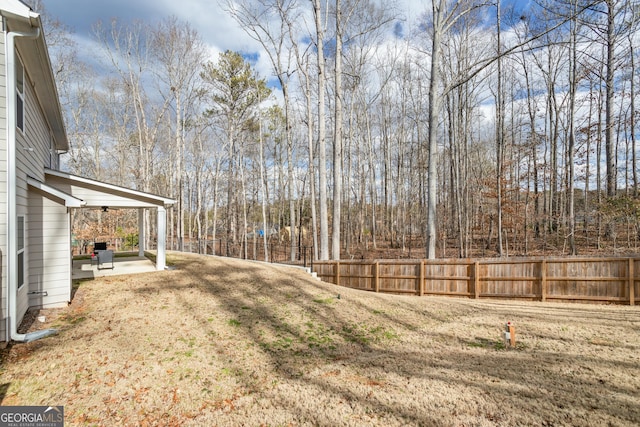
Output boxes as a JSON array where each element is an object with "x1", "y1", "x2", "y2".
[
  {"x1": 157, "y1": 206, "x2": 166, "y2": 270},
  {"x1": 138, "y1": 208, "x2": 145, "y2": 257}
]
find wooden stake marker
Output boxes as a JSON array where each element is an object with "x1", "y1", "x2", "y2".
[{"x1": 504, "y1": 321, "x2": 516, "y2": 348}]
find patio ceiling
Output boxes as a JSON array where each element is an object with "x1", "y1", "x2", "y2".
[{"x1": 44, "y1": 168, "x2": 175, "y2": 209}]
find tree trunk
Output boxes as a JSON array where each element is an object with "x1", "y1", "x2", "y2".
[
  {"x1": 567, "y1": 2, "x2": 577, "y2": 255},
  {"x1": 605, "y1": 0, "x2": 616, "y2": 197},
  {"x1": 332, "y1": 0, "x2": 344, "y2": 260},
  {"x1": 313, "y1": 0, "x2": 330, "y2": 260},
  {"x1": 495, "y1": 0, "x2": 504, "y2": 257},
  {"x1": 426, "y1": 0, "x2": 445, "y2": 259}
]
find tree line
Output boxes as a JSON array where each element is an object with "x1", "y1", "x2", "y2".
[{"x1": 38, "y1": 0, "x2": 640, "y2": 261}]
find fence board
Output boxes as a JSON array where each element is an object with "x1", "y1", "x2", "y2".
[
  {"x1": 379, "y1": 262, "x2": 420, "y2": 294},
  {"x1": 312, "y1": 257, "x2": 640, "y2": 305},
  {"x1": 424, "y1": 262, "x2": 470, "y2": 297}
]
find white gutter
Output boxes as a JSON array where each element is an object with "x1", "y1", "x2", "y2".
[{"x1": 5, "y1": 25, "x2": 56, "y2": 342}]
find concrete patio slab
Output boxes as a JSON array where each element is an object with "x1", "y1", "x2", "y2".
[{"x1": 72, "y1": 255, "x2": 158, "y2": 280}]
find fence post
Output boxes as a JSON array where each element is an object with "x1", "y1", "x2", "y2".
[
  {"x1": 374, "y1": 262, "x2": 379, "y2": 293},
  {"x1": 540, "y1": 259, "x2": 547, "y2": 302},
  {"x1": 473, "y1": 261, "x2": 480, "y2": 299},
  {"x1": 419, "y1": 260, "x2": 424, "y2": 296},
  {"x1": 628, "y1": 258, "x2": 635, "y2": 306},
  {"x1": 335, "y1": 261, "x2": 340, "y2": 286}
]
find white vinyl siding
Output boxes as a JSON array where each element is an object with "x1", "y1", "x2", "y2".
[
  {"x1": 0, "y1": 14, "x2": 72, "y2": 340},
  {"x1": 17, "y1": 60, "x2": 51, "y2": 182},
  {"x1": 28, "y1": 191, "x2": 71, "y2": 308},
  {"x1": 13, "y1": 64, "x2": 74, "y2": 316}
]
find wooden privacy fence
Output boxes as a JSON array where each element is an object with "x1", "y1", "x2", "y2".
[{"x1": 312, "y1": 257, "x2": 640, "y2": 305}]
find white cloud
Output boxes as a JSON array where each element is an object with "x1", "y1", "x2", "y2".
[
  {"x1": 44, "y1": 0, "x2": 283, "y2": 81},
  {"x1": 155, "y1": 0, "x2": 261, "y2": 53}
]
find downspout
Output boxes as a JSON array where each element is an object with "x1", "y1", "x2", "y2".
[{"x1": 5, "y1": 24, "x2": 56, "y2": 342}]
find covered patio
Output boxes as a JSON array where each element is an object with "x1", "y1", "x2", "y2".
[{"x1": 42, "y1": 168, "x2": 175, "y2": 271}]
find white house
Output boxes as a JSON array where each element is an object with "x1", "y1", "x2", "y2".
[{"x1": 1, "y1": 0, "x2": 175, "y2": 343}]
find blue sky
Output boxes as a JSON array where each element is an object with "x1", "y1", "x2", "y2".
[
  {"x1": 40, "y1": 0, "x2": 535, "y2": 60},
  {"x1": 42, "y1": 0, "x2": 257, "y2": 55},
  {"x1": 39, "y1": 0, "x2": 537, "y2": 96},
  {"x1": 38, "y1": 0, "x2": 434, "y2": 93},
  {"x1": 41, "y1": 0, "x2": 429, "y2": 66},
  {"x1": 40, "y1": 0, "x2": 539, "y2": 71}
]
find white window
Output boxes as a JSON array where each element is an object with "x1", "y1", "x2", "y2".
[
  {"x1": 17, "y1": 216, "x2": 25, "y2": 290},
  {"x1": 16, "y1": 55, "x2": 25, "y2": 133},
  {"x1": 49, "y1": 135, "x2": 56, "y2": 169}
]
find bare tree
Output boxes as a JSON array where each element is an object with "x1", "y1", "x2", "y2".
[
  {"x1": 292, "y1": 40, "x2": 320, "y2": 260},
  {"x1": 201, "y1": 51, "x2": 271, "y2": 254},
  {"x1": 332, "y1": 0, "x2": 345, "y2": 260},
  {"x1": 423, "y1": 0, "x2": 491, "y2": 258},
  {"x1": 628, "y1": 2, "x2": 638, "y2": 196},
  {"x1": 225, "y1": 0, "x2": 300, "y2": 261},
  {"x1": 312, "y1": 0, "x2": 330, "y2": 260},
  {"x1": 150, "y1": 16, "x2": 207, "y2": 252},
  {"x1": 495, "y1": 0, "x2": 505, "y2": 256},
  {"x1": 94, "y1": 19, "x2": 173, "y2": 248}
]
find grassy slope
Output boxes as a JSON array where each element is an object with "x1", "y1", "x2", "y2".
[{"x1": 1, "y1": 252, "x2": 639, "y2": 426}]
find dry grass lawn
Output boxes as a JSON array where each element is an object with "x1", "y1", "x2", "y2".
[{"x1": 1, "y1": 252, "x2": 639, "y2": 426}]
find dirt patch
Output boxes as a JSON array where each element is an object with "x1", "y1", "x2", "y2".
[{"x1": 1, "y1": 252, "x2": 639, "y2": 426}]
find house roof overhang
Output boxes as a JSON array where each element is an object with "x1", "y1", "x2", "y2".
[
  {"x1": 44, "y1": 168, "x2": 176, "y2": 209},
  {"x1": 0, "y1": 0, "x2": 69, "y2": 152},
  {"x1": 27, "y1": 175, "x2": 85, "y2": 207}
]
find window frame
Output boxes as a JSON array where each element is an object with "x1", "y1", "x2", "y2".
[
  {"x1": 17, "y1": 215, "x2": 25, "y2": 291},
  {"x1": 16, "y1": 53, "x2": 25, "y2": 134}
]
